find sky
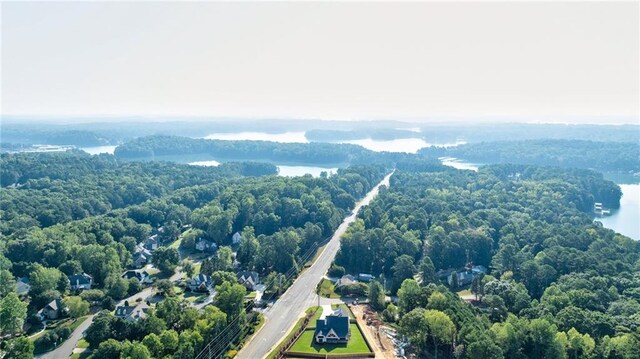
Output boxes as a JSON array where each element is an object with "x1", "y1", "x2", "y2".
[{"x1": 1, "y1": 1, "x2": 639, "y2": 124}]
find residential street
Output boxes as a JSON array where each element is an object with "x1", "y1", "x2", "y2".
[{"x1": 237, "y1": 171, "x2": 393, "y2": 359}]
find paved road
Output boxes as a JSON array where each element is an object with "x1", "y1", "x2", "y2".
[{"x1": 237, "y1": 172, "x2": 393, "y2": 359}]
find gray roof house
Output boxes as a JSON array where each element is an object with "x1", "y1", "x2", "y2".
[
  {"x1": 448, "y1": 271, "x2": 475, "y2": 287},
  {"x1": 188, "y1": 273, "x2": 214, "y2": 292},
  {"x1": 195, "y1": 239, "x2": 217, "y2": 253},
  {"x1": 237, "y1": 271, "x2": 259, "y2": 291},
  {"x1": 68, "y1": 273, "x2": 93, "y2": 291},
  {"x1": 115, "y1": 302, "x2": 149, "y2": 321},
  {"x1": 16, "y1": 277, "x2": 30, "y2": 297},
  {"x1": 335, "y1": 274, "x2": 357, "y2": 288},
  {"x1": 121, "y1": 270, "x2": 153, "y2": 284},
  {"x1": 37, "y1": 298, "x2": 64, "y2": 321},
  {"x1": 314, "y1": 309, "x2": 350, "y2": 344},
  {"x1": 144, "y1": 235, "x2": 160, "y2": 251}
]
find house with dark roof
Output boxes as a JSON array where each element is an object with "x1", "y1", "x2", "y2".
[
  {"x1": 314, "y1": 309, "x2": 350, "y2": 344},
  {"x1": 237, "y1": 271, "x2": 259, "y2": 291},
  {"x1": 68, "y1": 273, "x2": 93, "y2": 291},
  {"x1": 144, "y1": 235, "x2": 160, "y2": 251},
  {"x1": 448, "y1": 271, "x2": 475, "y2": 287},
  {"x1": 37, "y1": 298, "x2": 64, "y2": 321},
  {"x1": 121, "y1": 270, "x2": 153, "y2": 284},
  {"x1": 132, "y1": 252, "x2": 149, "y2": 268},
  {"x1": 115, "y1": 302, "x2": 149, "y2": 321},
  {"x1": 188, "y1": 273, "x2": 214, "y2": 293}
]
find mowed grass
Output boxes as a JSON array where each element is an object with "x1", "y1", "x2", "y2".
[
  {"x1": 318, "y1": 279, "x2": 339, "y2": 299},
  {"x1": 288, "y1": 324, "x2": 370, "y2": 354}
]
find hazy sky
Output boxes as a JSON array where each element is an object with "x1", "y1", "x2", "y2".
[{"x1": 1, "y1": 1, "x2": 638, "y2": 123}]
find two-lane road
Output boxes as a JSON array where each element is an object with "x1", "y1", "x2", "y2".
[{"x1": 237, "y1": 171, "x2": 393, "y2": 359}]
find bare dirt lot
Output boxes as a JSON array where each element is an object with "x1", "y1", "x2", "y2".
[{"x1": 350, "y1": 304, "x2": 397, "y2": 359}]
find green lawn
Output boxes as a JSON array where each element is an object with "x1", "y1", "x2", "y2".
[
  {"x1": 76, "y1": 339, "x2": 89, "y2": 348},
  {"x1": 288, "y1": 324, "x2": 370, "y2": 354},
  {"x1": 318, "y1": 279, "x2": 339, "y2": 299},
  {"x1": 179, "y1": 291, "x2": 207, "y2": 302},
  {"x1": 169, "y1": 238, "x2": 183, "y2": 249}
]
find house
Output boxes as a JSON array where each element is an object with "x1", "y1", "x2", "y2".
[
  {"x1": 448, "y1": 271, "x2": 475, "y2": 287},
  {"x1": 133, "y1": 243, "x2": 153, "y2": 268},
  {"x1": 132, "y1": 252, "x2": 150, "y2": 269},
  {"x1": 358, "y1": 273, "x2": 375, "y2": 282},
  {"x1": 16, "y1": 277, "x2": 30, "y2": 297},
  {"x1": 38, "y1": 299, "x2": 64, "y2": 321},
  {"x1": 237, "y1": 271, "x2": 259, "y2": 291},
  {"x1": 232, "y1": 232, "x2": 242, "y2": 245},
  {"x1": 471, "y1": 265, "x2": 488, "y2": 275},
  {"x1": 314, "y1": 309, "x2": 350, "y2": 344},
  {"x1": 195, "y1": 239, "x2": 217, "y2": 253},
  {"x1": 121, "y1": 270, "x2": 153, "y2": 284},
  {"x1": 188, "y1": 273, "x2": 214, "y2": 292},
  {"x1": 144, "y1": 235, "x2": 160, "y2": 251},
  {"x1": 335, "y1": 274, "x2": 357, "y2": 288},
  {"x1": 115, "y1": 302, "x2": 149, "y2": 321},
  {"x1": 68, "y1": 273, "x2": 93, "y2": 291}
]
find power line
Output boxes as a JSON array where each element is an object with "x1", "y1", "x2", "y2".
[{"x1": 195, "y1": 237, "x2": 328, "y2": 359}]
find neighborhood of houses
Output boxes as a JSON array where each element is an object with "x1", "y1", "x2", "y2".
[{"x1": 19, "y1": 226, "x2": 266, "y2": 353}]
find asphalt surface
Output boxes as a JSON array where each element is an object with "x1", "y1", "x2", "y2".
[{"x1": 237, "y1": 172, "x2": 393, "y2": 359}]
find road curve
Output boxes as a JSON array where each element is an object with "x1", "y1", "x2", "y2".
[{"x1": 237, "y1": 171, "x2": 393, "y2": 359}]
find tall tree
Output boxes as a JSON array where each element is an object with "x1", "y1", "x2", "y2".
[
  {"x1": 0, "y1": 292, "x2": 27, "y2": 336},
  {"x1": 368, "y1": 281, "x2": 386, "y2": 311}
]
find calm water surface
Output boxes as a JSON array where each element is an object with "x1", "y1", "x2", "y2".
[
  {"x1": 597, "y1": 184, "x2": 639, "y2": 240},
  {"x1": 278, "y1": 166, "x2": 337, "y2": 177},
  {"x1": 188, "y1": 160, "x2": 221, "y2": 167},
  {"x1": 187, "y1": 159, "x2": 335, "y2": 178},
  {"x1": 81, "y1": 145, "x2": 117, "y2": 155},
  {"x1": 205, "y1": 132, "x2": 308, "y2": 143},
  {"x1": 440, "y1": 157, "x2": 480, "y2": 171}
]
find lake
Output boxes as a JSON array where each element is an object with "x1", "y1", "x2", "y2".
[
  {"x1": 440, "y1": 157, "x2": 480, "y2": 171},
  {"x1": 278, "y1": 166, "x2": 337, "y2": 177},
  {"x1": 81, "y1": 145, "x2": 117, "y2": 155},
  {"x1": 204, "y1": 131, "x2": 466, "y2": 154},
  {"x1": 188, "y1": 160, "x2": 221, "y2": 167},
  {"x1": 597, "y1": 184, "x2": 639, "y2": 240},
  {"x1": 188, "y1": 159, "x2": 336, "y2": 178},
  {"x1": 204, "y1": 131, "x2": 308, "y2": 143}
]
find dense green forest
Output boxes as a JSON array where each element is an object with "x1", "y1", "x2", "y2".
[
  {"x1": 334, "y1": 165, "x2": 638, "y2": 358},
  {"x1": 0, "y1": 151, "x2": 276, "y2": 233},
  {"x1": 0, "y1": 150, "x2": 389, "y2": 358},
  {"x1": 419, "y1": 139, "x2": 640, "y2": 172},
  {"x1": 112, "y1": 135, "x2": 422, "y2": 167}
]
